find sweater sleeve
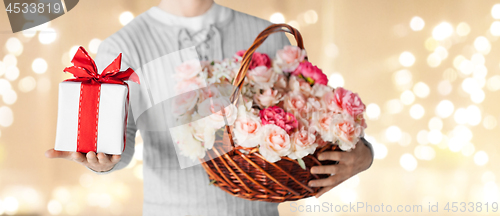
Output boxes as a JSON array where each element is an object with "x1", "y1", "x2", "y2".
[{"x1": 87, "y1": 39, "x2": 137, "y2": 174}]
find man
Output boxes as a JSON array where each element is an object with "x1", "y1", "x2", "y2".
[{"x1": 46, "y1": 0, "x2": 374, "y2": 215}]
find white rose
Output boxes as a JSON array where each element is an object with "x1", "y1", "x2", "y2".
[
  {"x1": 190, "y1": 115, "x2": 216, "y2": 149},
  {"x1": 233, "y1": 106, "x2": 262, "y2": 148},
  {"x1": 247, "y1": 66, "x2": 279, "y2": 89},
  {"x1": 258, "y1": 124, "x2": 292, "y2": 163},
  {"x1": 197, "y1": 97, "x2": 238, "y2": 129},
  {"x1": 331, "y1": 112, "x2": 363, "y2": 151},
  {"x1": 172, "y1": 90, "x2": 199, "y2": 116},
  {"x1": 287, "y1": 128, "x2": 318, "y2": 159},
  {"x1": 170, "y1": 124, "x2": 206, "y2": 161}
]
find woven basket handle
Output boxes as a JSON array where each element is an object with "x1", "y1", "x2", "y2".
[{"x1": 229, "y1": 24, "x2": 306, "y2": 104}]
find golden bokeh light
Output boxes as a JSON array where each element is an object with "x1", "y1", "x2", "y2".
[
  {"x1": 327, "y1": 73, "x2": 344, "y2": 88},
  {"x1": 413, "y1": 82, "x2": 430, "y2": 98},
  {"x1": 410, "y1": 16, "x2": 425, "y2": 31},
  {"x1": 88, "y1": 38, "x2": 102, "y2": 54},
  {"x1": 119, "y1": 12, "x2": 134, "y2": 26},
  {"x1": 398, "y1": 51, "x2": 415, "y2": 67},
  {"x1": 0, "y1": 106, "x2": 14, "y2": 127},
  {"x1": 38, "y1": 28, "x2": 57, "y2": 45},
  {"x1": 432, "y1": 22, "x2": 453, "y2": 40},
  {"x1": 366, "y1": 103, "x2": 381, "y2": 120},
  {"x1": 5, "y1": 37, "x2": 23, "y2": 56},
  {"x1": 456, "y1": 22, "x2": 471, "y2": 37},
  {"x1": 400, "y1": 90, "x2": 415, "y2": 105},
  {"x1": 414, "y1": 145, "x2": 436, "y2": 160},
  {"x1": 435, "y1": 100, "x2": 454, "y2": 118},
  {"x1": 409, "y1": 104, "x2": 425, "y2": 119},
  {"x1": 483, "y1": 115, "x2": 498, "y2": 130},
  {"x1": 270, "y1": 12, "x2": 285, "y2": 24},
  {"x1": 385, "y1": 125, "x2": 402, "y2": 142},
  {"x1": 474, "y1": 151, "x2": 489, "y2": 166},
  {"x1": 303, "y1": 10, "x2": 318, "y2": 24},
  {"x1": 437, "y1": 80, "x2": 453, "y2": 95},
  {"x1": 491, "y1": 4, "x2": 500, "y2": 19},
  {"x1": 400, "y1": 153, "x2": 418, "y2": 171},
  {"x1": 428, "y1": 117, "x2": 443, "y2": 131},
  {"x1": 473, "y1": 36, "x2": 491, "y2": 54},
  {"x1": 489, "y1": 21, "x2": 500, "y2": 36}
]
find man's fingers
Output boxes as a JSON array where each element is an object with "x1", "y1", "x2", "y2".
[
  {"x1": 86, "y1": 151, "x2": 99, "y2": 166},
  {"x1": 110, "y1": 155, "x2": 121, "y2": 164},
  {"x1": 315, "y1": 186, "x2": 334, "y2": 198},
  {"x1": 310, "y1": 165, "x2": 338, "y2": 175},
  {"x1": 318, "y1": 151, "x2": 344, "y2": 161},
  {"x1": 97, "y1": 153, "x2": 111, "y2": 164},
  {"x1": 309, "y1": 175, "x2": 343, "y2": 188},
  {"x1": 45, "y1": 149, "x2": 73, "y2": 159},
  {"x1": 71, "y1": 152, "x2": 87, "y2": 165}
]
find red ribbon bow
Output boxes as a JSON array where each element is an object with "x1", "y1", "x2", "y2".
[
  {"x1": 63, "y1": 46, "x2": 138, "y2": 154},
  {"x1": 64, "y1": 46, "x2": 140, "y2": 84}
]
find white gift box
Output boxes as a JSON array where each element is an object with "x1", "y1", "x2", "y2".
[{"x1": 54, "y1": 81, "x2": 129, "y2": 155}]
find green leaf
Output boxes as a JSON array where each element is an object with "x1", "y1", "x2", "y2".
[
  {"x1": 209, "y1": 179, "x2": 217, "y2": 185},
  {"x1": 297, "y1": 158, "x2": 306, "y2": 170},
  {"x1": 305, "y1": 77, "x2": 315, "y2": 85}
]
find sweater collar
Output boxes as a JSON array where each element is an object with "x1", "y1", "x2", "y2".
[{"x1": 147, "y1": 3, "x2": 232, "y2": 32}]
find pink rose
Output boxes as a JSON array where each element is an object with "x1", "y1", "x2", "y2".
[
  {"x1": 334, "y1": 87, "x2": 366, "y2": 118},
  {"x1": 253, "y1": 88, "x2": 284, "y2": 107},
  {"x1": 276, "y1": 45, "x2": 307, "y2": 72},
  {"x1": 247, "y1": 66, "x2": 278, "y2": 89},
  {"x1": 322, "y1": 90, "x2": 342, "y2": 112},
  {"x1": 174, "y1": 59, "x2": 203, "y2": 80},
  {"x1": 288, "y1": 127, "x2": 318, "y2": 159},
  {"x1": 260, "y1": 106, "x2": 298, "y2": 133},
  {"x1": 311, "y1": 110, "x2": 336, "y2": 142},
  {"x1": 288, "y1": 75, "x2": 312, "y2": 96},
  {"x1": 258, "y1": 124, "x2": 292, "y2": 162},
  {"x1": 235, "y1": 50, "x2": 272, "y2": 70},
  {"x1": 292, "y1": 61, "x2": 328, "y2": 85},
  {"x1": 331, "y1": 112, "x2": 363, "y2": 151}
]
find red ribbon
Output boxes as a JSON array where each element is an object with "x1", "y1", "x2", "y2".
[{"x1": 64, "y1": 46, "x2": 139, "y2": 154}]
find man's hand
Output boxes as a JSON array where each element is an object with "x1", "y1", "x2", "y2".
[
  {"x1": 45, "y1": 149, "x2": 121, "y2": 172},
  {"x1": 309, "y1": 139, "x2": 373, "y2": 198}
]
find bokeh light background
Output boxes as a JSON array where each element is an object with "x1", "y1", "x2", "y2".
[{"x1": 1, "y1": 0, "x2": 500, "y2": 215}]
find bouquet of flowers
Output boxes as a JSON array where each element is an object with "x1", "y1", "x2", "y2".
[
  {"x1": 169, "y1": 24, "x2": 367, "y2": 202},
  {"x1": 171, "y1": 45, "x2": 367, "y2": 165}
]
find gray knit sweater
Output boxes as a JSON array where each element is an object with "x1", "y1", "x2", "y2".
[{"x1": 94, "y1": 3, "x2": 290, "y2": 216}]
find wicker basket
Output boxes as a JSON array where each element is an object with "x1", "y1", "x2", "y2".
[{"x1": 200, "y1": 24, "x2": 338, "y2": 203}]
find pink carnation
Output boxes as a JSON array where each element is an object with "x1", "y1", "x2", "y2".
[
  {"x1": 333, "y1": 87, "x2": 366, "y2": 118},
  {"x1": 236, "y1": 50, "x2": 272, "y2": 70},
  {"x1": 259, "y1": 106, "x2": 298, "y2": 133},
  {"x1": 292, "y1": 61, "x2": 328, "y2": 85}
]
